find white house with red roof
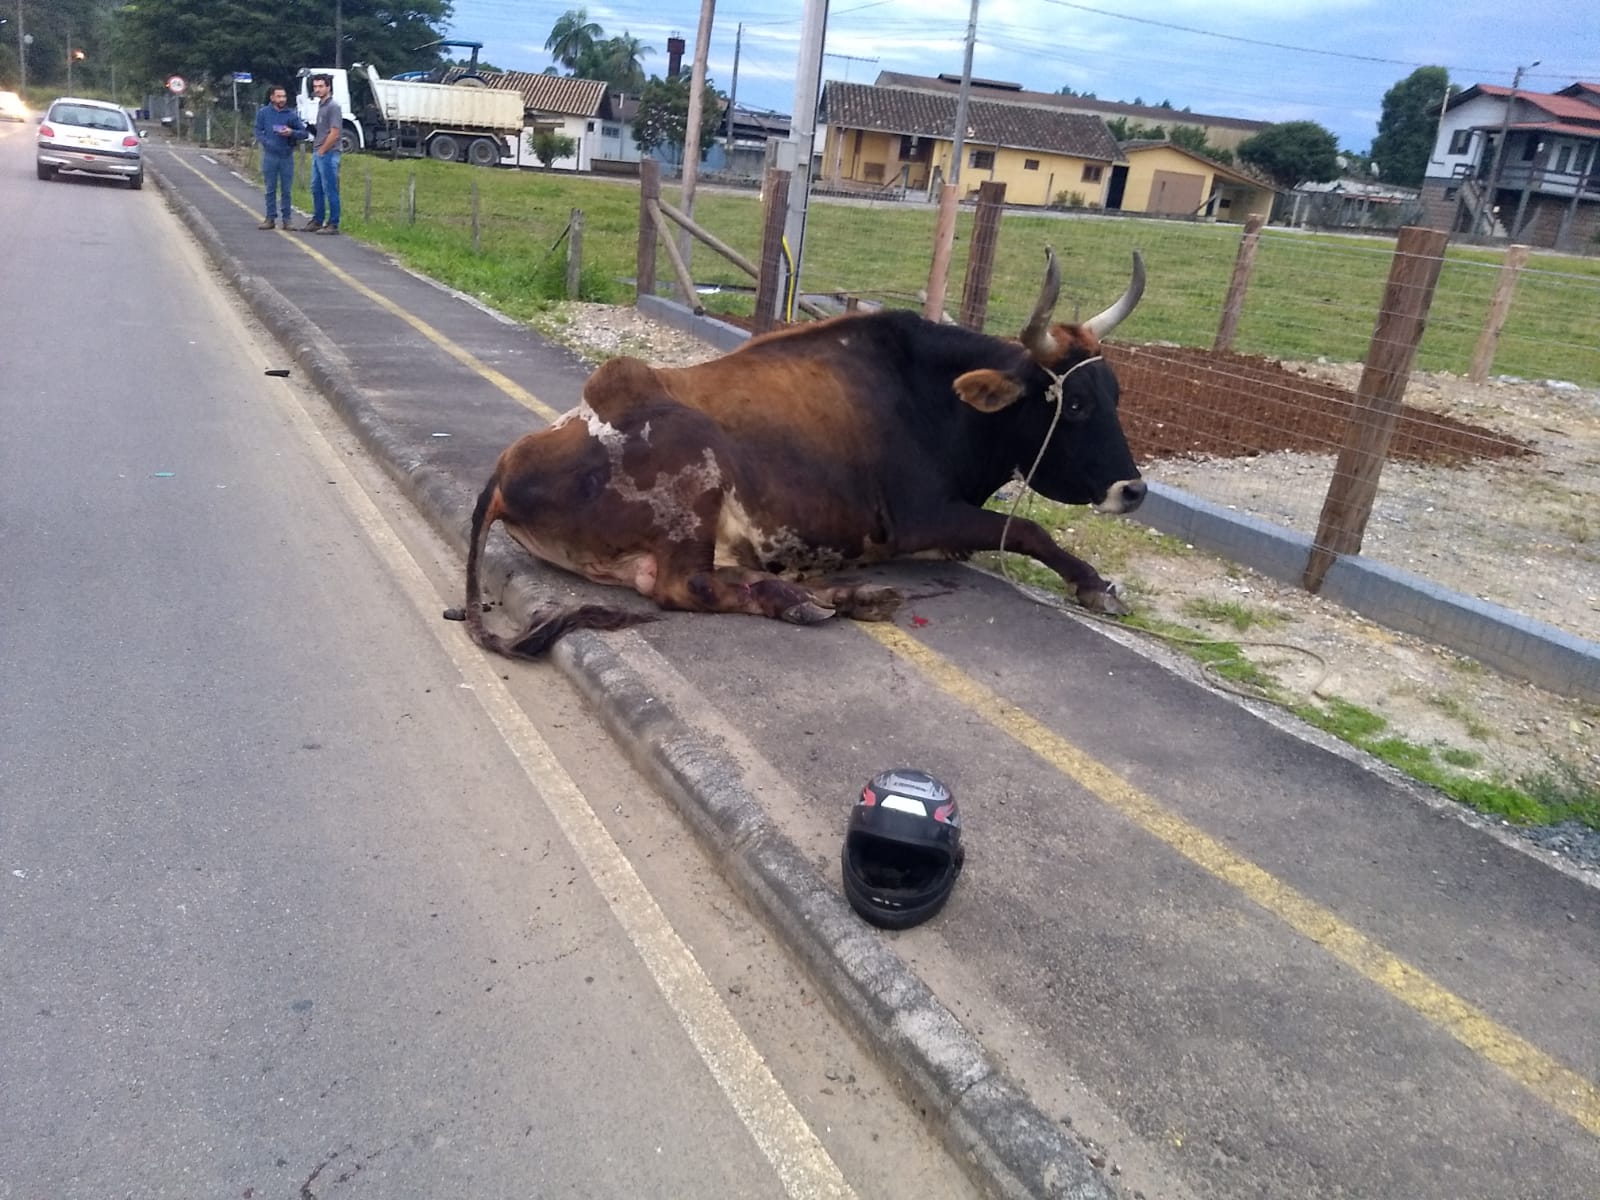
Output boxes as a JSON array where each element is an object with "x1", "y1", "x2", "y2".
[{"x1": 1421, "y1": 79, "x2": 1600, "y2": 249}]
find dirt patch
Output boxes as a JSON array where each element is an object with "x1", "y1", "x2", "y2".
[
  {"x1": 531, "y1": 302, "x2": 1598, "y2": 860},
  {"x1": 1107, "y1": 345, "x2": 1535, "y2": 466}
]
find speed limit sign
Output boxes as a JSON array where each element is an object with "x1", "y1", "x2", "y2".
[{"x1": 167, "y1": 75, "x2": 187, "y2": 95}]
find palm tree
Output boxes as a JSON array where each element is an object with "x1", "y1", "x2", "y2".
[
  {"x1": 584, "y1": 34, "x2": 653, "y2": 92},
  {"x1": 545, "y1": 8, "x2": 604, "y2": 73}
]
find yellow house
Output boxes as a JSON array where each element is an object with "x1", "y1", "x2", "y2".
[
  {"x1": 818, "y1": 81, "x2": 1121, "y2": 209},
  {"x1": 1108, "y1": 140, "x2": 1276, "y2": 223}
]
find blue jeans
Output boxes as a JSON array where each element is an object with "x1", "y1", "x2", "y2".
[
  {"x1": 311, "y1": 150, "x2": 341, "y2": 227},
  {"x1": 262, "y1": 152, "x2": 293, "y2": 221}
]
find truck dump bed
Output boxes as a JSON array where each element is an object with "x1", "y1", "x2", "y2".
[{"x1": 365, "y1": 75, "x2": 523, "y2": 134}]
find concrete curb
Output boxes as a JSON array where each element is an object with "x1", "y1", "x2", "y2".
[
  {"x1": 149, "y1": 154, "x2": 1119, "y2": 1200},
  {"x1": 641, "y1": 295, "x2": 1600, "y2": 707}
]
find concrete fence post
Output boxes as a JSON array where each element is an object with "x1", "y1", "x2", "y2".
[{"x1": 567, "y1": 208, "x2": 585, "y2": 300}]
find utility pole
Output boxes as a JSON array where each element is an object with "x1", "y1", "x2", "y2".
[
  {"x1": 779, "y1": 0, "x2": 828, "y2": 321},
  {"x1": 924, "y1": 0, "x2": 979, "y2": 322},
  {"x1": 335, "y1": 0, "x2": 343, "y2": 68},
  {"x1": 65, "y1": 18, "x2": 72, "y2": 94},
  {"x1": 15, "y1": 0, "x2": 24, "y2": 96},
  {"x1": 1482, "y1": 60, "x2": 1539, "y2": 236},
  {"x1": 723, "y1": 22, "x2": 741, "y2": 162},
  {"x1": 676, "y1": 0, "x2": 715, "y2": 295}
]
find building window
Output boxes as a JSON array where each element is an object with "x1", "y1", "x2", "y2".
[
  {"x1": 1576, "y1": 145, "x2": 1593, "y2": 176},
  {"x1": 1556, "y1": 145, "x2": 1572, "y2": 173},
  {"x1": 1081, "y1": 164, "x2": 1103, "y2": 183},
  {"x1": 863, "y1": 162, "x2": 886, "y2": 182},
  {"x1": 970, "y1": 149, "x2": 995, "y2": 170},
  {"x1": 602, "y1": 124, "x2": 620, "y2": 138},
  {"x1": 1520, "y1": 138, "x2": 1539, "y2": 161},
  {"x1": 1444, "y1": 185, "x2": 1459, "y2": 201},
  {"x1": 586, "y1": 121, "x2": 595, "y2": 132},
  {"x1": 1448, "y1": 129, "x2": 1471, "y2": 155},
  {"x1": 1023, "y1": 158, "x2": 1040, "y2": 170}
]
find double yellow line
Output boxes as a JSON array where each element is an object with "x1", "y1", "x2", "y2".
[{"x1": 161, "y1": 147, "x2": 1600, "y2": 1140}]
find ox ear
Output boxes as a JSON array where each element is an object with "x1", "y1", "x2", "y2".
[{"x1": 953, "y1": 369, "x2": 1024, "y2": 413}]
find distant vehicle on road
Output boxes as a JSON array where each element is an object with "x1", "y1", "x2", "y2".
[
  {"x1": 36, "y1": 97, "x2": 143, "y2": 189},
  {"x1": 0, "y1": 90, "x2": 29, "y2": 121}
]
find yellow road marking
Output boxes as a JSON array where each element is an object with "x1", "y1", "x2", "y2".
[
  {"x1": 161, "y1": 149, "x2": 561, "y2": 422},
  {"x1": 159, "y1": 145, "x2": 1600, "y2": 1141},
  {"x1": 862, "y1": 621, "x2": 1600, "y2": 1138}
]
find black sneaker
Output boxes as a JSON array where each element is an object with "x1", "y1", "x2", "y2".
[{"x1": 297, "y1": 220, "x2": 323, "y2": 232}]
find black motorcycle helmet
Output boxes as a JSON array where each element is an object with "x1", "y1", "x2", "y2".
[{"x1": 841, "y1": 769, "x2": 964, "y2": 930}]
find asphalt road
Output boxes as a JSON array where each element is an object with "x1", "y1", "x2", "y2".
[{"x1": 0, "y1": 125, "x2": 977, "y2": 1200}]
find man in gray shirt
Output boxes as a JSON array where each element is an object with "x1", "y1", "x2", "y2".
[{"x1": 300, "y1": 73, "x2": 343, "y2": 234}]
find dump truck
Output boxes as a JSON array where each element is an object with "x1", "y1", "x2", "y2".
[{"x1": 295, "y1": 63, "x2": 523, "y2": 165}]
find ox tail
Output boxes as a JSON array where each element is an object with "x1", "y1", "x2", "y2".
[{"x1": 443, "y1": 477, "x2": 658, "y2": 661}]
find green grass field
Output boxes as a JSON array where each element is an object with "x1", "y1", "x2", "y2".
[{"x1": 254, "y1": 151, "x2": 1600, "y2": 386}]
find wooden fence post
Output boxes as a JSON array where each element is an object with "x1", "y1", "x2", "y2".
[
  {"x1": 636, "y1": 158, "x2": 660, "y2": 303},
  {"x1": 924, "y1": 182, "x2": 961, "y2": 321},
  {"x1": 567, "y1": 208, "x2": 584, "y2": 299},
  {"x1": 407, "y1": 172, "x2": 416, "y2": 225},
  {"x1": 470, "y1": 179, "x2": 480, "y2": 254},
  {"x1": 958, "y1": 181, "x2": 1007, "y2": 331},
  {"x1": 753, "y1": 167, "x2": 791, "y2": 333},
  {"x1": 1303, "y1": 226, "x2": 1450, "y2": 593},
  {"x1": 1213, "y1": 214, "x2": 1265, "y2": 352},
  {"x1": 1467, "y1": 242, "x2": 1531, "y2": 382}
]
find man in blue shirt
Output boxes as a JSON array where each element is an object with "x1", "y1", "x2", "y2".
[{"x1": 254, "y1": 85, "x2": 308, "y2": 229}]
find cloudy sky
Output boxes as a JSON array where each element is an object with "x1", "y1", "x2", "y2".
[{"x1": 444, "y1": 0, "x2": 1596, "y2": 152}]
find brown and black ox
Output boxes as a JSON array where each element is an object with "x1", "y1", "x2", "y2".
[{"x1": 446, "y1": 248, "x2": 1148, "y2": 659}]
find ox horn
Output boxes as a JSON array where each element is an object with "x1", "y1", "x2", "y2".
[
  {"x1": 1019, "y1": 246, "x2": 1062, "y2": 360},
  {"x1": 1083, "y1": 250, "x2": 1146, "y2": 339}
]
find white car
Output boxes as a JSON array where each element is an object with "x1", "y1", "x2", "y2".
[
  {"x1": 0, "y1": 90, "x2": 28, "y2": 122},
  {"x1": 37, "y1": 96, "x2": 143, "y2": 189}
]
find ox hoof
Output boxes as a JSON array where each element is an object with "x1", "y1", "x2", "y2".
[
  {"x1": 781, "y1": 600, "x2": 837, "y2": 626},
  {"x1": 835, "y1": 585, "x2": 904, "y2": 622},
  {"x1": 442, "y1": 607, "x2": 467, "y2": 622},
  {"x1": 1079, "y1": 583, "x2": 1131, "y2": 618}
]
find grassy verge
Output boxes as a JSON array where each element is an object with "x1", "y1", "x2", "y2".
[
  {"x1": 979, "y1": 494, "x2": 1600, "y2": 831},
  {"x1": 239, "y1": 151, "x2": 1600, "y2": 387}
]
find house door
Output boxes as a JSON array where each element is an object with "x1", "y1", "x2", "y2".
[
  {"x1": 1149, "y1": 169, "x2": 1204, "y2": 215},
  {"x1": 1105, "y1": 165, "x2": 1128, "y2": 210}
]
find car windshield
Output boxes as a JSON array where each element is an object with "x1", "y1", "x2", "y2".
[{"x1": 50, "y1": 104, "x2": 130, "y2": 131}]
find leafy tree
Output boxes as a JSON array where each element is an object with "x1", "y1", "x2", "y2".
[
  {"x1": 529, "y1": 129, "x2": 577, "y2": 167},
  {"x1": 633, "y1": 71, "x2": 724, "y2": 163},
  {"x1": 1169, "y1": 124, "x2": 1233, "y2": 166},
  {"x1": 113, "y1": 0, "x2": 451, "y2": 95},
  {"x1": 1238, "y1": 120, "x2": 1341, "y2": 189},
  {"x1": 1055, "y1": 85, "x2": 1097, "y2": 98},
  {"x1": 1370, "y1": 66, "x2": 1453, "y2": 188},
  {"x1": 544, "y1": 8, "x2": 602, "y2": 73},
  {"x1": 579, "y1": 34, "x2": 652, "y2": 92},
  {"x1": 447, "y1": 55, "x2": 503, "y2": 74}
]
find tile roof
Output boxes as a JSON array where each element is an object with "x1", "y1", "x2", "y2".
[
  {"x1": 441, "y1": 67, "x2": 610, "y2": 118},
  {"x1": 820, "y1": 81, "x2": 1121, "y2": 162},
  {"x1": 1455, "y1": 83, "x2": 1600, "y2": 123},
  {"x1": 874, "y1": 71, "x2": 1271, "y2": 133}
]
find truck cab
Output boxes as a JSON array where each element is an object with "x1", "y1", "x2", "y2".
[{"x1": 295, "y1": 68, "x2": 367, "y2": 153}]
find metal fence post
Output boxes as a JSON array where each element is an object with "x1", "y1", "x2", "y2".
[
  {"x1": 407, "y1": 172, "x2": 416, "y2": 224},
  {"x1": 1303, "y1": 226, "x2": 1450, "y2": 593}
]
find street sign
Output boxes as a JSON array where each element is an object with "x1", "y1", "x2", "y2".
[
  {"x1": 167, "y1": 75, "x2": 186, "y2": 95},
  {"x1": 232, "y1": 71, "x2": 252, "y2": 84}
]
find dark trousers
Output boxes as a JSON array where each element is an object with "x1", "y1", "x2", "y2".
[{"x1": 262, "y1": 153, "x2": 294, "y2": 221}]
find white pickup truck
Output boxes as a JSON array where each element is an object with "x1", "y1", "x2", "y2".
[{"x1": 296, "y1": 63, "x2": 523, "y2": 165}]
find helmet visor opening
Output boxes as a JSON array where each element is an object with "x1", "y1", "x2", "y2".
[{"x1": 847, "y1": 834, "x2": 950, "y2": 895}]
